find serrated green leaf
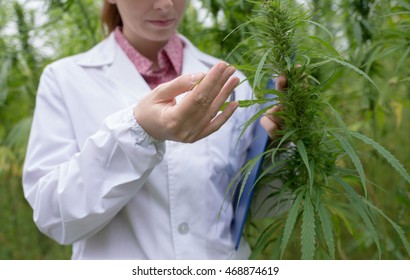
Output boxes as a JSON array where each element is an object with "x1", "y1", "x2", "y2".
[
  {"x1": 332, "y1": 132, "x2": 367, "y2": 198},
  {"x1": 249, "y1": 218, "x2": 284, "y2": 259},
  {"x1": 362, "y1": 199, "x2": 410, "y2": 257},
  {"x1": 324, "y1": 101, "x2": 350, "y2": 138},
  {"x1": 251, "y1": 160, "x2": 289, "y2": 215},
  {"x1": 270, "y1": 231, "x2": 282, "y2": 259},
  {"x1": 280, "y1": 189, "x2": 304, "y2": 258},
  {"x1": 301, "y1": 20, "x2": 334, "y2": 42},
  {"x1": 333, "y1": 176, "x2": 381, "y2": 258},
  {"x1": 233, "y1": 158, "x2": 259, "y2": 213},
  {"x1": 328, "y1": 203, "x2": 354, "y2": 235},
  {"x1": 296, "y1": 140, "x2": 313, "y2": 191},
  {"x1": 253, "y1": 47, "x2": 272, "y2": 91},
  {"x1": 322, "y1": 56, "x2": 381, "y2": 94},
  {"x1": 270, "y1": 129, "x2": 296, "y2": 164},
  {"x1": 309, "y1": 59, "x2": 331, "y2": 69},
  {"x1": 301, "y1": 191, "x2": 316, "y2": 259},
  {"x1": 396, "y1": 46, "x2": 410, "y2": 73},
  {"x1": 258, "y1": 180, "x2": 294, "y2": 216},
  {"x1": 220, "y1": 150, "x2": 268, "y2": 218},
  {"x1": 223, "y1": 18, "x2": 252, "y2": 42},
  {"x1": 237, "y1": 109, "x2": 269, "y2": 145},
  {"x1": 304, "y1": 35, "x2": 339, "y2": 56},
  {"x1": 351, "y1": 132, "x2": 410, "y2": 185},
  {"x1": 365, "y1": 42, "x2": 407, "y2": 63},
  {"x1": 220, "y1": 97, "x2": 278, "y2": 111},
  {"x1": 317, "y1": 201, "x2": 335, "y2": 259}
]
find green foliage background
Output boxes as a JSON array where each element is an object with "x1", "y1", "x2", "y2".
[{"x1": 0, "y1": 0, "x2": 408, "y2": 259}]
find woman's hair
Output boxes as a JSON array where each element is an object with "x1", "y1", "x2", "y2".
[{"x1": 101, "y1": 1, "x2": 122, "y2": 34}]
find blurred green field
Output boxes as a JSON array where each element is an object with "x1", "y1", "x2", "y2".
[{"x1": 0, "y1": 0, "x2": 409, "y2": 259}]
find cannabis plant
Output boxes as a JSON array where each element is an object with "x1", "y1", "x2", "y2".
[{"x1": 231, "y1": 0, "x2": 410, "y2": 259}]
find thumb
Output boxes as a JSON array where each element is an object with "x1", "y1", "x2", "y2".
[
  {"x1": 276, "y1": 75, "x2": 287, "y2": 91},
  {"x1": 155, "y1": 72, "x2": 206, "y2": 99}
]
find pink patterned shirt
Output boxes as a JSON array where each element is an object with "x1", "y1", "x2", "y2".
[{"x1": 114, "y1": 27, "x2": 184, "y2": 89}]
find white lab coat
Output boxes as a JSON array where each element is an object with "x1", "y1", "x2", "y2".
[{"x1": 23, "y1": 33, "x2": 256, "y2": 259}]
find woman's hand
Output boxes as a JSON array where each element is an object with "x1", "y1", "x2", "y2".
[
  {"x1": 133, "y1": 62, "x2": 239, "y2": 143},
  {"x1": 260, "y1": 75, "x2": 287, "y2": 138}
]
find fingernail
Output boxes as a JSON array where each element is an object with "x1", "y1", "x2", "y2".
[
  {"x1": 189, "y1": 73, "x2": 206, "y2": 91},
  {"x1": 227, "y1": 65, "x2": 236, "y2": 75},
  {"x1": 191, "y1": 72, "x2": 206, "y2": 84},
  {"x1": 231, "y1": 101, "x2": 239, "y2": 110}
]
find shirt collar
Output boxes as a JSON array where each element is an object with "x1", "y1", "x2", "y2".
[
  {"x1": 114, "y1": 27, "x2": 183, "y2": 76},
  {"x1": 161, "y1": 34, "x2": 184, "y2": 75}
]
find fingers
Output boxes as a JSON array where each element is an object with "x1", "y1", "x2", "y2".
[
  {"x1": 136, "y1": 61, "x2": 239, "y2": 143},
  {"x1": 155, "y1": 72, "x2": 206, "y2": 100},
  {"x1": 196, "y1": 101, "x2": 239, "y2": 140},
  {"x1": 265, "y1": 106, "x2": 283, "y2": 126},
  {"x1": 208, "y1": 76, "x2": 240, "y2": 119},
  {"x1": 183, "y1": 63, "x2": 239, "y2": 141},
  {"x1": 194, "y1": 62, "x2": 235, "y2": 99},
  {"x1": 276, "y1": 63, "x2": 303, "y2": 91},
  {"x1": 268, "y1": 75, "x2": 287, "y2": 138},
  {"x1": 261, "y1": 73, "x2": 289, "y2": 138},
  {"x1": 276, "y1": 75, "x2": 287, "y2": 91},
  {"x1": 261, "y1": 105, "x2": 283, "y2": 138},
  {"x1": 181, "y1": 62, "x2": 236, "y2": 114},
  {"x1": 260, "y1": 116, "x2": 280, "y2": 138}
]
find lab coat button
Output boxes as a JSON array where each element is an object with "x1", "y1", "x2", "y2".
[{"x1": 178, "y1": 222, "x2": 190, "y2": 235}]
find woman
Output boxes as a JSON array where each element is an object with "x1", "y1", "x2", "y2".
[{"x1": 23, "y1": 0, "x2": 282, "y2": 259}]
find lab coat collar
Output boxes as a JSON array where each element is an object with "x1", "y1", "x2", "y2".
[
  {"x1": 75, "y1": 33, "x2": 151, "y2": 99},
  {"x1": 74, "y1": 33, "x2": 215, "y2": 101},
  {"x1": 74, "y1": 33, "x2": 117, "y2": 67}
]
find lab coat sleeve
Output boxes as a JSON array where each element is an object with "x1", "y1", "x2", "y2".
[{"x1": 22, "y1": 66, "x2": 165, "y2": 245}]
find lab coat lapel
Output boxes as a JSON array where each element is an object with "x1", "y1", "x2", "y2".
[
  {"x1": 76, "y1": 33, "x2": 151, "y2": 104},
  {"x1": 106, "y1": 40, "x2": 151, "y2": 103}
]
